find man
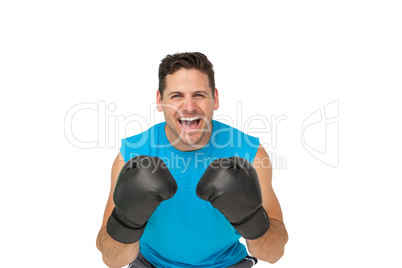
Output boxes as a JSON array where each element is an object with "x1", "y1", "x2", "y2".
[{"x1": 96, "y1": 52, "x2": 288, "y2": 267}]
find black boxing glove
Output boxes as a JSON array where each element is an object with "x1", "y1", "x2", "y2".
[
  {"x1": 196, "y1": 157, "x2": 269, "y2": 240},
  {"x1": 107, "y1": 155, "x2": 177, "y2": 244}
]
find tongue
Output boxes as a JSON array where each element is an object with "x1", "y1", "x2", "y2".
[{"x1": 181, "y1": 120, "x2": 199, "y2": 130}]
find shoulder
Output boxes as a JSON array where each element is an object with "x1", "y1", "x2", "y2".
[
  {"x1": 253, "y1": 145, "x2": 271, "y2": 168},
  {"x1": 253, "y1": 144, "x2": 272, "y2": 177},
  {"x1": 254, "y1": 144, "x2": 269, "y2": 167},
  {"x1": 252, "y1": 145, "x2": 272, "y2": 184},
  {"x1": 112, "y1": 152, "x2": 126, "y2": 175}
]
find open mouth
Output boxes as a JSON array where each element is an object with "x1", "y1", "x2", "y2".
[{"x1": 178, "y1": 116, "x2": 202, "y2": 131}]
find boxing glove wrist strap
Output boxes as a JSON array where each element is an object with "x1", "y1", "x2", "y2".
[
  {"x1": 106, "y1": 208, "x2": 146, "y2": 244},
  {"x1": 232, "y1": 206, "x2": 270, "y2": 240}
]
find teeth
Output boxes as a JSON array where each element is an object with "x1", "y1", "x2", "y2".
[{"x1": 179, "y1": 117, "x2": 200, "y2": 121}]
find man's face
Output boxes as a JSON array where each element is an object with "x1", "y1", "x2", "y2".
[{"x1": 156, "y1": 68, "x2": 219, "y2": 151}]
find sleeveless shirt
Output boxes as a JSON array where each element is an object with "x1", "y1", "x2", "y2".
[{"x1": 120, "y1": 120, "x2": 260, "y2": 267}]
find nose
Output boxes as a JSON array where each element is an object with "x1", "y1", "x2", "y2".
[{"x1": 181, "y1": 95, "x2": 197, "y2": 113}]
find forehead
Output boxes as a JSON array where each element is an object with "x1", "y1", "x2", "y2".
[{"x1": 164, "y1": 69, "x2": 210, "y2": 94}]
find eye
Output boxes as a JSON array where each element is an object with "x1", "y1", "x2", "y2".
[
  {"x1": 195, "y1": 93, "x2": 205, "y2": 98},
  {"x1": 171, "y1": 94, "x2": 181, "y2": 99}
]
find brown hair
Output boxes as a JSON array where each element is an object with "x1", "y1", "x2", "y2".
[{"x1": 158, "y1": 52, "x2": 215, "y2": 98}]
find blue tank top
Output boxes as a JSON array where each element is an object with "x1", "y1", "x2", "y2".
[{"x1": 120, "y1": 120, "x2": 260, "y2": 268}]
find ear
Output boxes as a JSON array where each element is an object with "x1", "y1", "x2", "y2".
[
  {"x1": 213, "y1": 88, "x2": 219, "y2": 110},
  {"x1": 156, "y1": 90, "x2": 163, "y2": 112}
]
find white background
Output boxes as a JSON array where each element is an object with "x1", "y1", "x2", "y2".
[{"x1": 1, "y1": 1, "x2": 401, "y2": 267}]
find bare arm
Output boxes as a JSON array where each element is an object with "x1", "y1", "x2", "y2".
[
  {"x1": 246, "y1": 145, "x2": 288, "y2": 263},
  {"x1": 96, "y1": 153, "x2": 140, "y2": 268}
]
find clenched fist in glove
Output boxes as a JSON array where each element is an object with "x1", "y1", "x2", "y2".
[
  {"x1": 107, "y1": 155, "x2": 178, "y2": 244},
  {"x1": 196, "y1": 157, "x2": 270, "y2": 240}
]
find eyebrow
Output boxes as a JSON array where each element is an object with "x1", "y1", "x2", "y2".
[
  {"x1": 167, "y1": 90, "x2": 209, "y2": 96},
  {"x1": 167, "y1": 91, "x2": 182, "y2": 96}
]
